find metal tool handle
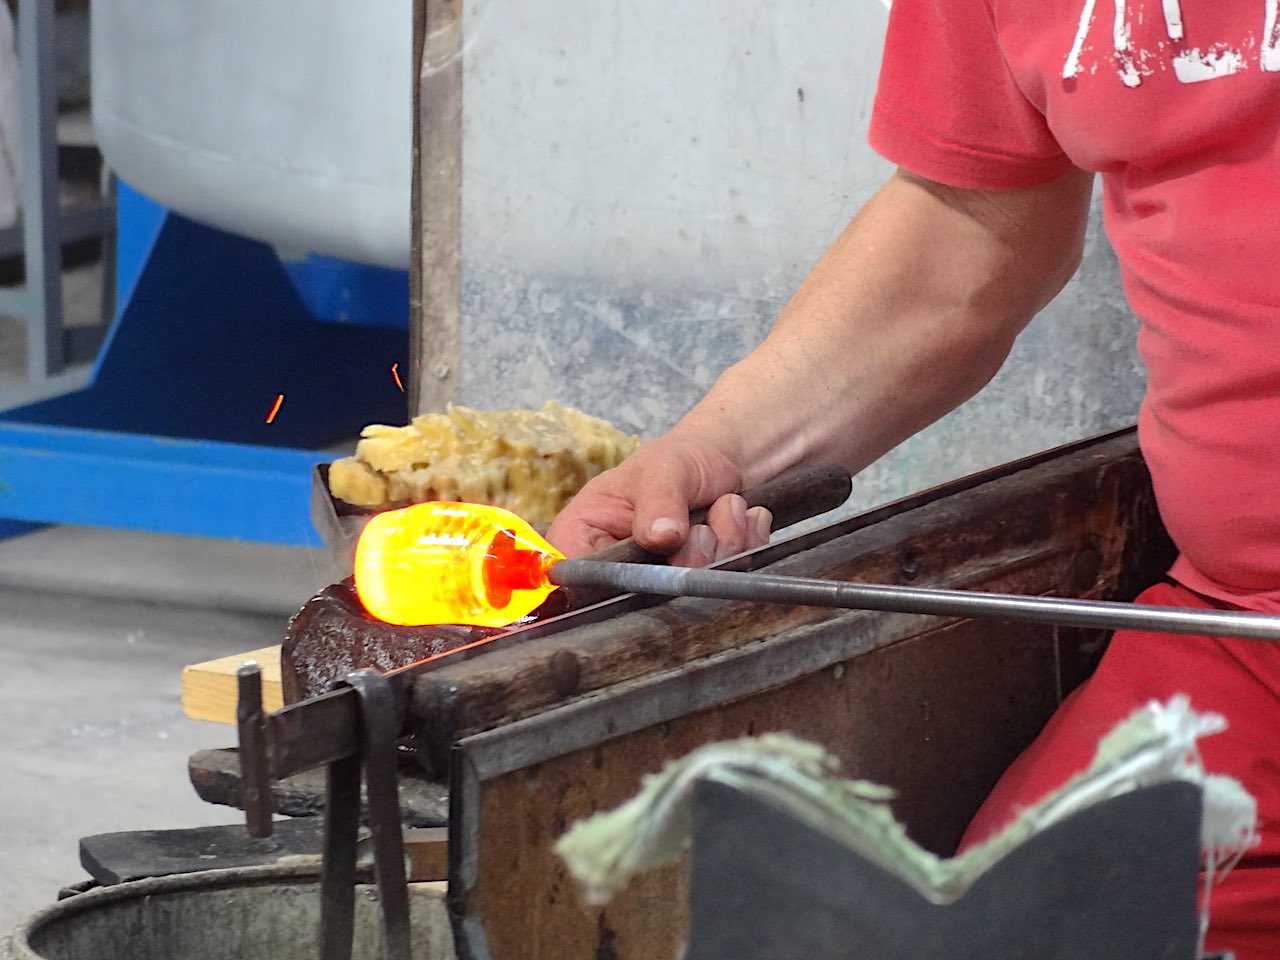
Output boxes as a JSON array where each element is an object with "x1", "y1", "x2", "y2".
[{"x1": 550, "y1": 561, "x2": 1280, "y2": 642}]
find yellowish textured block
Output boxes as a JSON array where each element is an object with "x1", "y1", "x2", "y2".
[{"x1": 328, "y1": 400, "x2": 640, "y2": 524}]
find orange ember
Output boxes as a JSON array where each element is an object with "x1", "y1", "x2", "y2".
[
  {"x1": 390, "y1": 362, "x2": 404, "y2": 393},
  {"x1": 353, "y1": 501, "x2": 563, "y2": 627},
  {"x1": 265, "y1": 393, "x2": 285, "y2": 424}
]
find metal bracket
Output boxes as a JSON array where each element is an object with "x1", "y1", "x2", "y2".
[
  {"x1": 318, "y1": 669, "x2": 412, "y2": 960},
  {"x1": 237, "y1": 662, "x2": 411, "y2": 960}
]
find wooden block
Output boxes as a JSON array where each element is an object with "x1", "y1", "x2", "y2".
[
  {"x1": 404, "y1": 827, "x2": 449, "y2": 882},
  {"x1": 182, "y1": 646, "x2": 282, "y2": 724}
]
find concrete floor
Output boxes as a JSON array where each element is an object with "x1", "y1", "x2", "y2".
[{"x1": 0, "y1": 526, "x2": 333, "y2": 934}]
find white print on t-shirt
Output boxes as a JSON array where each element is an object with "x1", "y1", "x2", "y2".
[{"x1": 1064, "y1": 0, "x2": 1280, "y2": 86}]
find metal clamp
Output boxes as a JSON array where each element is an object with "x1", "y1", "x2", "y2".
[
  {"x1": 235, "y1": 662, "x2": 273, "y2": 838},
  {"x1": 318, "y1": 669, "x2": 412, "y2": 960},
  {"x1": 236, "y1": 662, "x2": 410, "y2": 960}
]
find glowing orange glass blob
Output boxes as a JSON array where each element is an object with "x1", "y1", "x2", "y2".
[{"x1": 353, "y1": 501, "x2": 564, "y2": 627}]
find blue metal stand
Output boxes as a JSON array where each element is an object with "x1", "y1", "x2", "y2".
[{"x1": 0, "y1": 187, "x2": 409, "y2": 546}]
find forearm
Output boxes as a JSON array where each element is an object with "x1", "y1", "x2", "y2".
[
  {"x1": 669, "y1": 167, "x2": 1094, "y2": 486},
  {"x1": 547, "y1": 166, "x2": 1094, "y2": 560}
]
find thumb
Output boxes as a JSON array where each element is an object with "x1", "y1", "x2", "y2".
[
  {"x1": 635, "y1": 506, "x2": 690, "y2": 555},
  {"x1": 630, "y1": 454, "x2": 714, "y2": 555}
]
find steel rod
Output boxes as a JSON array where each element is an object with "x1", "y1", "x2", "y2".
[
  {"x1": 18, "y1": 0, "x2": 66, "y2": 379},
  {"x1": 548, "y1": 560, "x2": 1280, "y2": 642}
]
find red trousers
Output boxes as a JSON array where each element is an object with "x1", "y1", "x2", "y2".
[{"x1": 961, "y1": 581, "x2": 1280, "y2": 960}]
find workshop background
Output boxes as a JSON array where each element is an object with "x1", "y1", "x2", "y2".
[{"x1": 0, "y1": 0, "x2": 1141, "y2": 936}]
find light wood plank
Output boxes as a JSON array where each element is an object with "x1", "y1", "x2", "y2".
[{"x1": 181, "y1": 645, "x2": 282, "y2": 724}]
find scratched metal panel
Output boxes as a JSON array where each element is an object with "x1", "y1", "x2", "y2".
[{"x1": 432, "y1": 0, "x2": 1140, "y2": 512}]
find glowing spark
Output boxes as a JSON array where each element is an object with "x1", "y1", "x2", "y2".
[
  {"x1": 265, "y1": 393, "x2": 285, "y2": 424},
  {"x1": 391, "y1": 362, "x2": 405, "y2": 393}
]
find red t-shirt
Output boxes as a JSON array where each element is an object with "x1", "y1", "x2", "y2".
[{"x1": 869, "y1": 0, "x2": 1280, "y2": 612}]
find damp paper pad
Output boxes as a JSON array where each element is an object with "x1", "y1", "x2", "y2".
[{"x1": 555, "y1": 696, "x2": 1257, "y2": 944}]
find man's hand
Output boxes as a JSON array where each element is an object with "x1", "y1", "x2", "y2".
[{"x1": 546, "y1": 438, "x2": 772, "y2": 565}]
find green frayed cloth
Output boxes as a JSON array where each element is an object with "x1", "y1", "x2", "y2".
[{"x1": 555, "y1": 696, "x2": 1256, "y2": 907}]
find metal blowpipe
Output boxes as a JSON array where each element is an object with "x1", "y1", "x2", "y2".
[
  {"x1": 351, "y1": 500, "x2": 1280, "y2": 640},
  {"x1": 548, "y1": 560, "x2": 1280, "y2": 642}
]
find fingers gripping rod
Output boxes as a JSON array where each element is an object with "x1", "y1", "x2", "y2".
[{"x1": 548, "y1": 561, "x2": 1280, "y2": 642}]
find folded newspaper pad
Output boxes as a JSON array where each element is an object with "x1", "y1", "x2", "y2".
[{"x1": 556, "y1": 697, "x2": 1257, "y2": 960}]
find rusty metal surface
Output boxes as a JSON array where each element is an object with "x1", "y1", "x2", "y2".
[
  {"x1": 410, "y1": 431, "x2": 1163, "y2": 770},
  {"x1": 287, "y1": 464, "x2": 852, "y2": 703},
  {"x1": 280, "y1": 580, "x2": 504, "y2": 703},
  {"x1": 188, "y1": 748, "x2": 449, "y2": 828},
  {"x1": 236, "y1": 431, "x2": 1160, "y2": 794},
  {"x1": 438, "y1": 429, "x2": 1174, "y2": 960},
  {"x1": 450, "y1": 616, "x2": 1104, "y2": 960}
]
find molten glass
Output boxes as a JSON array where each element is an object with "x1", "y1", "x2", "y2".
[{"x1": 353, "y1": 501, "x2": 564, "y2": 627}]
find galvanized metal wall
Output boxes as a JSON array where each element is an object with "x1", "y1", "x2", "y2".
[{"x1": 442, "y1": 0, "x2": 1143, "y2": 513}]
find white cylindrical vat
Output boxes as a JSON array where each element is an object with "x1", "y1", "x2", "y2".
[{"x1": 91, "y1": 1, "x2": 411, "y2": 268}]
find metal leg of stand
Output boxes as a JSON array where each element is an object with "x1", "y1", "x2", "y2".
[
  {"x1": 98, "y1": 172, "x2": 117, "y2": 323},
  {"x1": 318, "y1": 751, "x2": 362, "y2": 960},
  {"x1": 317, "y1": 669, "x2": 412, "y2": 960},
  {"x1": 17, "y1": 0, "x2": 63, "y2": 380}
]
